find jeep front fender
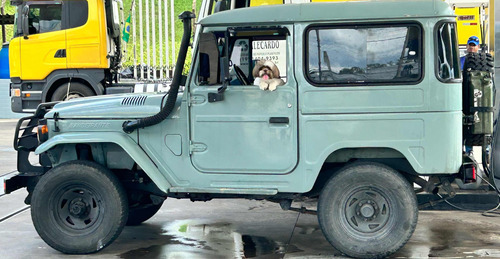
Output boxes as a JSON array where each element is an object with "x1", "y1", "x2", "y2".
[{"x1": 35, "y1": 132, "x2": 171, "y2": 192}]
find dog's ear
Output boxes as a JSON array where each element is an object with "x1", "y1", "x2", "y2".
[
  {"x1": 252, "y1": 60, "x2": 264, "y2": 78},
  {"x1": 271, "y1": 63, "x2": 280, "y2": 79}
]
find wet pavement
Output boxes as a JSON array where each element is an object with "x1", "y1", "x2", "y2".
[{"x1": 2, "y1": 119, "x2": 500, "y2": 258}]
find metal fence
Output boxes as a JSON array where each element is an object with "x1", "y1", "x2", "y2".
[{"x1": 129, "y1": 0, "x2": 176, "y2": 82}]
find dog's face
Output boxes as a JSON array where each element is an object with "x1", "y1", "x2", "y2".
[
  {"x1": 253, "y1": 60, "x2": 280, "y2": 80},
  {"x1": 258, "y1": 66, "x2": 274, "y2": 80}
]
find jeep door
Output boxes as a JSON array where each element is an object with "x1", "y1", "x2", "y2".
[{"x1": 189, "y1": 26, "x2": 298, "y2": 174}]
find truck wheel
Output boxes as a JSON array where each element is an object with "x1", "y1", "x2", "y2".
[
  {"x1": 318, "y1": 162, "x2": 418, "y2": 259},
  {"x1": 127, "y1": 202, "x2": 163, "y2": 226},
  {"x1": 51, "y1": 82, "x2": 95, "y2": 101},
  {"x1": 31, "y1": 161, "x2": 128, "y2": 254}
]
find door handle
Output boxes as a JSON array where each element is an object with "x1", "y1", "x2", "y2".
[{"x1": 269, "y1": 117, "x2": 289, "y2": 124}]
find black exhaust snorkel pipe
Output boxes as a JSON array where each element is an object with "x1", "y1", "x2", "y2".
[{"x1": 123, "y1": 11, "x2": 195, "y2": 133}]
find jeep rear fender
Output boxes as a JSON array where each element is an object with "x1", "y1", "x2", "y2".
[{"x1": 35, "y1": 132, "x2": 171, "y2": 192}]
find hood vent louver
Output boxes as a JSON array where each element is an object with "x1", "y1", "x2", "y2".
[{"x1": 121, "y1": 96, "x2": 148, "y2": 106}]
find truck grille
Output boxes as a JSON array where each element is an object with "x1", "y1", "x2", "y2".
[{"x1": 121, "y1": 96, "x2": 147, "y2": 106}]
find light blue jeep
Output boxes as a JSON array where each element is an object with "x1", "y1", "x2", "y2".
[{"x1": 5, "y1": 1, "x2": 495, "y2": 258}]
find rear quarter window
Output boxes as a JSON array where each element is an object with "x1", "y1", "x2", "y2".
[
  {"x1": 306, "y1": 23, "x2": 423, "y2": 86},
  {"x1": 435, "y1": 21, "x2": 460, "y2": 82}
]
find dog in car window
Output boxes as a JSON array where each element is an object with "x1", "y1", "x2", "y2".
[{"x1": 252, "y1": 60, "x2": 285, "y2": 91}]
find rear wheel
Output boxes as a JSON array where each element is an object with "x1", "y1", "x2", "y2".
[
  {"x1": 318, "y1": 162, "x2": 418, "y2": 259},
  {"x1": 51, "y1": 82, "x2": 95, "y2": 101},
  {"x1": 31, "y1": 161, "x2": 128, "y2": 254}
]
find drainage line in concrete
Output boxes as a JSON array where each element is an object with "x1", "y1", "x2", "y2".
[{"x1": 0, "y1": 206, "x2": 30, "y2": 223}]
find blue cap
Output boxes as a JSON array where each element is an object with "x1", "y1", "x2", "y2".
[{"x1": 467, "y1": 36, "x2": 479, "y2": 46}]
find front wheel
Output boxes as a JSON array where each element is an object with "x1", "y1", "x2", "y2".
[
  {"x1": 318, "y1": 162, "x2": 418, "y2": 259},
  {"x1": 51, "y1": 82, "x2": 95, "y2": 101},
  {"x1": 31, "y1": 161, "x2": 128, "y2": 254}
]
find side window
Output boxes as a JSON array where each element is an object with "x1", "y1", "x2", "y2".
[
  {"x1": 28, "y1": 4, "x2": 62, "y2": 35},
  {"x1": 198, "y1": 28, "x2": 289, "y2": 86},
  {"x1": 67, "y1": 0, "x2": 89, "y2": 29},
  {"x1": 229, "y1": 38, "x2": 287, "y2": 83},
  {"x1": 435, "y1": 22, "x2": 460, "y2": 81},
  {"x1": 307, "y1": 24, "x2": 422, "y2": 85}
]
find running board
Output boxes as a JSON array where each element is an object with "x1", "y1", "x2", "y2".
[{"x1": 168, "y1": 187, "x2": 278, "y2": 195}]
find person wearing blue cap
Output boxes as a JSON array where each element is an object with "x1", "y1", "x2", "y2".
[{"x1": 460, "y1": 35, "x2": 480, "y2": 69}]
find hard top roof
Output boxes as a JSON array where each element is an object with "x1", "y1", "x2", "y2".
[{"x1": 199, "y1": 0, "x2": 454, "y2": 26}]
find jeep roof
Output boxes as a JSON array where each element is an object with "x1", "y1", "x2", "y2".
[{"x1": 199, "y1": 0, "x2": 455, "y2": 26}]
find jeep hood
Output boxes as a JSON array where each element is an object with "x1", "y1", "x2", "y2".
[{"x1": 44, "y1": 93, "x2": 181, "y2": 119}]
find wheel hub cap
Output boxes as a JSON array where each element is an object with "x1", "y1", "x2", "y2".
[
  {"x1": 360, "y1": 203, "x2": 375, "y2": 218},
  {"x1": 69, "y1": 199, "x2": 88, "y2": 217},
  {"x1": 344, "y1": 188, "x2": 390, "y2": 233}
]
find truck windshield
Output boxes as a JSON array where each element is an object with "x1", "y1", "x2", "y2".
[{"x1": 435, "y1": 21, "x2": 460, "y2": 81}]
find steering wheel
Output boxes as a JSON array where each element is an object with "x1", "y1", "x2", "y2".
[{"x1": 233, "y1": 65, "x2": 250, "y2": 85}]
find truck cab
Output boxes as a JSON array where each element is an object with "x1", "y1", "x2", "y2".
[
  {"x1": 9, "y1": 0, "x2": 121, "y2": 112},
  {"x1": 5, "y1": 1, "x2": 495, "y2": 258}
]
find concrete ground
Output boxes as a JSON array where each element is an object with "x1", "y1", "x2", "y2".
[{"x1": 2, "y1": 119, "x2": 500, "y2": 258}]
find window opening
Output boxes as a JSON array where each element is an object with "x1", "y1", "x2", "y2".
[
  {"x1": 28, "y1": 4, "x2": 62, "y2": 35},
  {"x1": 435, "y1": 22, "x2": 460, "y2": 81},
  {"x1": 198, "y1": 27, "x2": 289, "y2": 86},
  {"x1": 307, "y1": 24, "x2": 422, "y2": 85}
]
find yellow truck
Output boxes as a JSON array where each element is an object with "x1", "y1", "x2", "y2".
[
  {"x1": 447, "y1": 0, "x2": 492, "y2": 52},
  {"x1": 9, "y1": 0, "x2": 124, "y2": 113}
]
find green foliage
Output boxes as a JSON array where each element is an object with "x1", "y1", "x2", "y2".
[{"x1": 3, "y1": 3, "x2": 17, "y2": 41}]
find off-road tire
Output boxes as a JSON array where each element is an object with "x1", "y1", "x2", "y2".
[
  {"x1": 127, "y1": 202, "x2": 163, "y2": 226},
  {"x1": 51, "y1": 82, "x2": 95, "y2": 102},
  {"x1": 464, "y1": 52, "x2": 494, "y2": 73},
  {"x1": 318, "y1": 162, "x2": 418, "y2": 259},
  {"x1": 463, "y1": 52, "x2": 494, "y2": 146},
  {"x1": 31, "y1": 161, "x2": 128, "y2": 254}
]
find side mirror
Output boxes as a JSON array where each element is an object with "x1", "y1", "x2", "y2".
[
  {"x1": 21, "y1": 5, "x2": 29, "y2": 38},
  {"x1": 208, "y1": 56, "x2": 229, "y2": 103},
  {"x1": 220, "y1": 55, "x2": 229, "y2": 87}
]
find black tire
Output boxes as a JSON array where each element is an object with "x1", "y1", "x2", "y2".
[
  {"x1": 463, "y1": 52, "x2": 494, "y2": 73},
  {"x1": 127, "y1": 202, "x2": 163, "y2": 226},
  {"x1": 51, "y1": 82, "x2": 95, "y2": 102},
  {"x1": 318, "y1": 162, "x2": 418, "y2": 259},
  {"x1": 31, "y1": 161, "x2": 128, "y2": 254},
  {"x1": 462, "y1": 52, "x2": 494, "y2": 146}
]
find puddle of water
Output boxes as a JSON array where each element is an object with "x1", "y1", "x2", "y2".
[{"x1": 120, "y1": 220, "x2": 302, "y2": 258}]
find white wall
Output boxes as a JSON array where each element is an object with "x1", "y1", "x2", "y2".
[{"x1": 0, "y1": 80, "x2": 23, "y2": 119}]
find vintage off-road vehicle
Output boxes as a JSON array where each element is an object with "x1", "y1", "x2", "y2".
[{"x1": 4, "y1": 0, "x2": 496, "y2": 258}]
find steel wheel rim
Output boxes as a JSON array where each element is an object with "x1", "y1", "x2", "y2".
[
  {"x1": 52, "y1": 184, "x2": 103, "y2": 231},
  {"x1": 64, "y1": 93, "x2": 84, "y2": 101},
  {"x1": 343, "y1": 187, "x2": 391, "y2": 234}
]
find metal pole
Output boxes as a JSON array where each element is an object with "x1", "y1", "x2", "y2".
[
  {"x1": 158, "y1": 0, "x2": 163, "y2": 80},
  {"x1": 151, "y1": 0, "x2": 156, "y2": 80},
  {"x1": 146, "y1": 0, "x2": 150, "y2": 80},
  {"x1": 171, "y1": 0, "x2": 175, "y2": 76},
  {"x1": 133, "y1": 1, "x2": 137, "y2": 79},
  {"x1": 165, "y1": 0, "x2": 169, "y2": 78},
  {"x1": 1, "y1": 0, "x2": 6, "y2": 44},
  {"x1": 139, "y1": 0, "x2": 144, "y2": 79}
]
